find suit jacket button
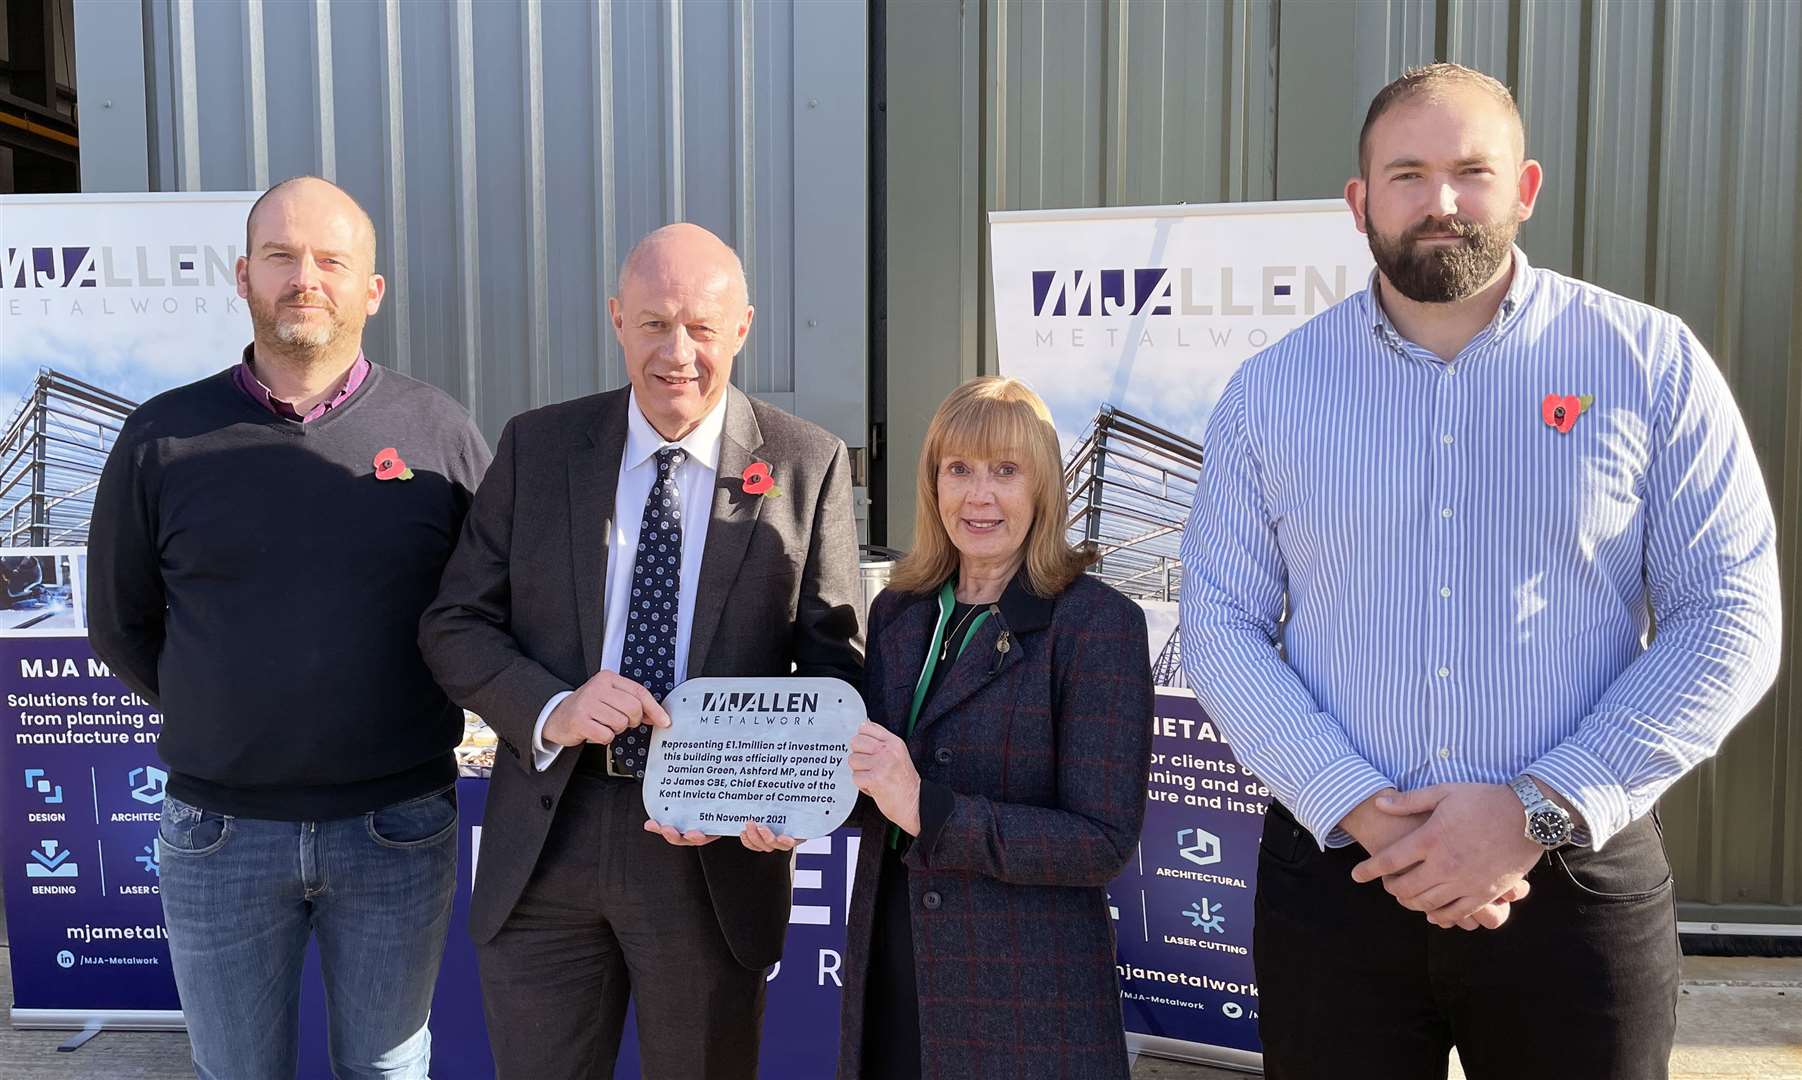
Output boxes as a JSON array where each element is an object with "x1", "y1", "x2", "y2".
[
  {"x1": 934, "y1": 747, "x2": 952, "y2": 765},
  {"x1": 539, "y1": 795, "x2": 553, "y2": 810},
  {"x1": 922, "y1": 890, "x2": 942, "y2": 911}
]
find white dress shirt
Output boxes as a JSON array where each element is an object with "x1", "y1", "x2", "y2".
[{"x1": 531, "y1": 388, "x2": 728, "y2": 769}]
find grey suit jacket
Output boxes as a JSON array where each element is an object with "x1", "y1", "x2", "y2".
[{"x1": 419, "y1": 384, "x2": 863, "y2": 966}]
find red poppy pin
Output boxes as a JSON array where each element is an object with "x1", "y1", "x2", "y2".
[
  {"x1": 374, "y1": 446, "x2": 414, "y2": 481},
  {"x1": 741, "y1": 460, "x2": 781, "y2": 498},
  {"x1": 1541, "y1": 393, "x2": 1594, "y2": 434}
]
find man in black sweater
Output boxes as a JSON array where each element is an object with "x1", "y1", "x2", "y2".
[{"x1": 88, "y1": 176, "x2": 489, "y2": 1080}]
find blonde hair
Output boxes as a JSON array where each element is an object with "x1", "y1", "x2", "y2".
[{"x1": 889, "y1": 377, "x2": 1096, "y2": 597}]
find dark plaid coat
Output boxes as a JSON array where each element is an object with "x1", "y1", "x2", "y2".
[{"x1": 838, "y1": 571, "x2": 1153, "y2": 1080}]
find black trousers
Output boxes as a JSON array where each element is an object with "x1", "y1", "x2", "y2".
[
  {"x1": 1253, "y1": 800, "x2": 1679, "y2": 1080},
  {"x1": 475, "y1": 773, "x2": 767, "y2": 1080}
]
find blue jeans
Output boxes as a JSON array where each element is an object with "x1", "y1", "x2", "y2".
[{"x1": 158, "y1": 785, "x2": 458, "y2": 1080}]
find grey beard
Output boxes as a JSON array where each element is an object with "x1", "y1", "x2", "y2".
[{"x1": 272, "y1": 318, "x2": 336, "y2": 350}]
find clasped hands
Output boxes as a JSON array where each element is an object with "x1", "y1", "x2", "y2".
[{"x1": 1344, "y1": 782, "x2": 1561, "y2": 931}]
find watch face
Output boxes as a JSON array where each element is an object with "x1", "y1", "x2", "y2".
[{"x1": 1528, "y1": 807, "x2": 1572, "y2": 846}]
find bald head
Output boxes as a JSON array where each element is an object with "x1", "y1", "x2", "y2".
[
  {"x1": 246, "y1": 176, "x2": 377, "y2": 268},
  {"x1": 617, "y1": 223, "x2": 748, "y2": 308},
  {"x1": 237, "y1": 175, "x2": 386, "y2": 366},
  {"x1": 608, "y1": 223, "x2": 754, "y2": 441}
]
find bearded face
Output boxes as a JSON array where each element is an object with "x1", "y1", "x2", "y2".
[
  {"x1": 1363, "y1": 199, "x2": 1519, "y2": 304},
  {"x1": 245, "y1": 282, "x2": 356, "y2": 353},
  {"x1": 236, "y1": 179, "x2": 382, "y2": 362}
]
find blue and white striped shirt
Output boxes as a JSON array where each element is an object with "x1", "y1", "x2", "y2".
[{"x1": 1178, "y1": 248, "x2": 1781, "y2": 851}]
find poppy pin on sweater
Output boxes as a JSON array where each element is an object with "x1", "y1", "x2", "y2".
[{"x1": 374, "y1": 446, "x2": 414, "y2": 481}]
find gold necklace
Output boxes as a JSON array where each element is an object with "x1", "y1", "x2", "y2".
[{"x1": 939, "y1": 602, "x2": 985, "y2": 662}]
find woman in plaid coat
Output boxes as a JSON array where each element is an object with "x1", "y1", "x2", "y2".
[{"x1": 831, "y1": 378, "x2": 1152, "y2": 1079}]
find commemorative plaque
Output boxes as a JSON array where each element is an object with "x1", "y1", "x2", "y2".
[{"x1": 641, "y1": 676, "x2": 864, "y2": 837}]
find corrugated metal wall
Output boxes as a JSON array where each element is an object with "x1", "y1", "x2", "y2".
[
  {"x1": 79, "y1": 0, "x2": 869, "y2": 469},
  {"x1": 885, "y1": 0, "x2": 1801, "y2": 922}
]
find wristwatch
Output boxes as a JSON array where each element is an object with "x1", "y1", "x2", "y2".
[{"x1": 1510, "y1": 775, "x2": 1574, "y2": 848}]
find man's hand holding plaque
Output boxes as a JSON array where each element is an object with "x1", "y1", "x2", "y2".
[
  {"x1": 543, "y1": 668, "x2": 671, "y2": 748},
  {"x1": 542, "y1": 671, "x2": 721, "y2": 846},
  {"x1": 640, "y1": 677, "x2": 864, "y2": 846}
]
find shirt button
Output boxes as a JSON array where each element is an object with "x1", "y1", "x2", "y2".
[
  {"x1": 1440, "y1": 507, "x2": 1454, "y2": 519},
  {"x1": 1441, "y1": 433, "x2": 1454, "y2": 445},
  {"x1": 1439, "y1": 586, "x2": 1452, "y2": 598},
  {"x1": 1445, "y1": 365, "x2": 1457, "y2": 375},
  {"x1": 539, "y1": 795, "x2": 553, "y2": 810},
  {"x1": 1439, "y1": 747, "x2": 1452, "y2": 759},
  {"x1": 1437, "y1": 667, "x2": 1451, "y2": 679},
  {"x1": 934, "y1": 747, "x2": 952, "y2": 765},
  {"x1": 922, "y1": 891, "x2": 943, "y2": 911}
]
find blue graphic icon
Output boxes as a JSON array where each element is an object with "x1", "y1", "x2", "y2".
[
  {"x1": 129, "y1": 765, "x2": 168, "y2": 805},
  {"x1": 23, "y1": 768, "x2": 63, "y2": 805},
  {"x1": 26, "y1": 839, "x2": 78, "y2": 878},
  {"x1": 1222, "y1": 1001, "x2": 1244, "y2": 1019},
  {"x1": 136, "y1": 839, "x2": 160, "y2": 878},
  {"x1": 56, "y1": 950, "x2": 74, "y2": 969},
  {"x1": 1182, "y1": 898, "x2": 1226, "y2": 934},
  {"x1": 1178, "y1": 827, "x2": 1222, "y2": 867}
]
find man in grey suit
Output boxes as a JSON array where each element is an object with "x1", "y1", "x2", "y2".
[{"x1": 420, "y1": 223, "x2": 863, "y2": 1079}]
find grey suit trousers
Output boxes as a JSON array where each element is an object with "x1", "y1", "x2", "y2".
[{"x1": 475, "y1": 773, "x2": 766, "y2": 1080}]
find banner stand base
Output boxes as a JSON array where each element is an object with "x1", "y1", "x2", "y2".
[
  {"x1": 57, "y1": 1020, "x2": 102, "y2": 1051},
  {"x1": 11, "y1": 1009, "x2": 185, "y2": 1032},
  {"x1": 1128, "y1": 1033, "x2": 1263, "y2": 1074}
]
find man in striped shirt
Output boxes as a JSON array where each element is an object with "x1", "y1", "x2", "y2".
[{"x1": 1180, "y1": 64, "x2": 1780, "y2": 1079}]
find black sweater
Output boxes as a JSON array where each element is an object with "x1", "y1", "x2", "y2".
[{"x1": 87, "y1": 363, "x2": 491, "y2": 819}]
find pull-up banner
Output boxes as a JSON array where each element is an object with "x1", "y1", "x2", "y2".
[
  {"x1": 0, "y1": 192, "x2": 257, "y2": 1028},
  {"x1": 988, "y1": 200, "x2": 1375, "y2": 1073}
]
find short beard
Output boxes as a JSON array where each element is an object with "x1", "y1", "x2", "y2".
[
  {"x1": 1365, "y1": 201, "x2": 1518, "y2": 303},
  {"x1": 247, "y1": 289, "x2": 354, "y2": 356},
  {"x1": 273, "y1": 318, "x2": 334, "y2": 349}
]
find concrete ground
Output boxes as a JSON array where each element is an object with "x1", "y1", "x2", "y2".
[
  {"x1": 2, "y1": 906, "x2": 1796, "y2": 1079},
  {"x1": 1132, "y1": 957, "x2": 1802, "y2": 1080}
]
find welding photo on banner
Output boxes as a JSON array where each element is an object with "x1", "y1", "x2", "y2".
[{"x1": 988, "y1": 200, "x2": 1375, "y2": 1069}]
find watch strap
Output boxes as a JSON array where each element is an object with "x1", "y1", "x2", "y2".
[{"x1": 1510, "y1": 774, "x2": 1549, "y2": 812}]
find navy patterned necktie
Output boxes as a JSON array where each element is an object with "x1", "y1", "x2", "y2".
[{"x1": 611, "y1": 445, "x2": 686, "y2": 777}]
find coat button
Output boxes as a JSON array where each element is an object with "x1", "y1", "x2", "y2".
[
  {"x1": 934, "y1": 747, "x2": 952, "y2": 765},
  {"x1": 922, "y1": 891, "x2": 942, "y2": 911},
  {"x1": 539, "y1": 795, "x2": 553, "y2": 810}
]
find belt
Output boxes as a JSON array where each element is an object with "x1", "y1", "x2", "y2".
[{"x1": 573, "y1": 743, "x2": 641, "y2": 781}]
